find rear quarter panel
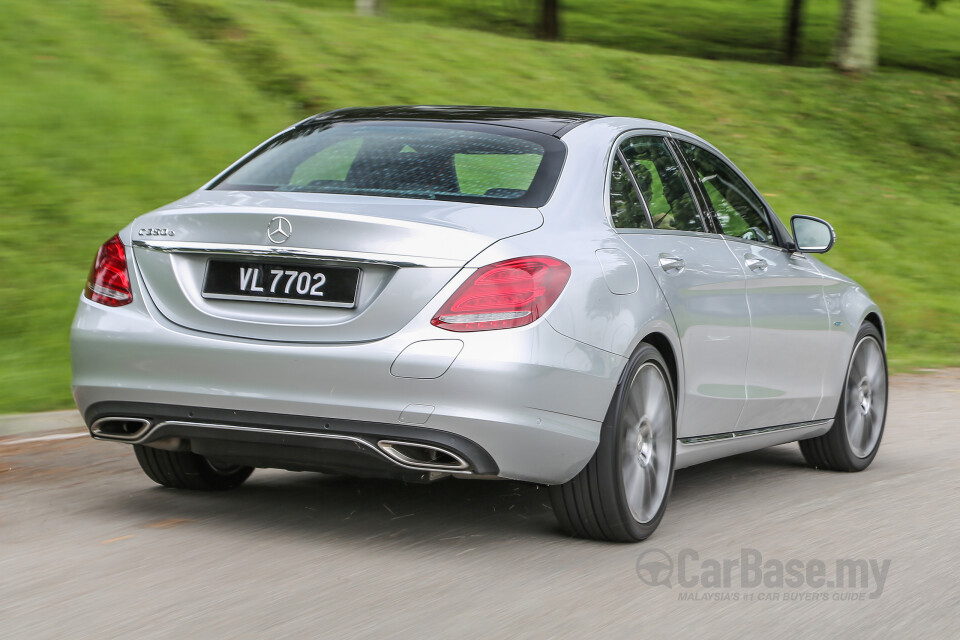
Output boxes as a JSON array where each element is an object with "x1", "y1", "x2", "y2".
[{"x1": 466, "y1": 119, "x2": 686, "y2": 425}]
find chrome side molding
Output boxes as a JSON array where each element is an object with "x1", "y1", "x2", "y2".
[{"x1": 679, "y1": 419, "x2": 834, "y2": 446}]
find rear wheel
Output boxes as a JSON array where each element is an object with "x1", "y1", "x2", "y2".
[
  {"x1": 799, "y1": 323, "x2": 887, "y2": 471},
  {"x1": 134, "y1": 445, "x2": 253, "y2": 490},
  {"x1": 549, "y1": 343, "x2": 675, "y2": 542}
]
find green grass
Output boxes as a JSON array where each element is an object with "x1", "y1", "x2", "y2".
[
  {"x1": 0, "y1": 0, "x2": 958, "y2": 413},
  {"x1": 292, "y1": 0, "x2": 960, "y2": 76}
]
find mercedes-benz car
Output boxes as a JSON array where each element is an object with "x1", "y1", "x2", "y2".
[{"x1": 71, "y1": 106, "x2": 887, "y2": 542}]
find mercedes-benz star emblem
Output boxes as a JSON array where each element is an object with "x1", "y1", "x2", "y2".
[{"x1": 267, "y1": 216, "x2": 292, "y2": 244}]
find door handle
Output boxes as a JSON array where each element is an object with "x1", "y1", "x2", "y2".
[
  {"x1": 744, "y1": 253, "x2": 768, "y2": 272},
  {"x1": 658, "y1": 254, "x2": 685, "y2": 273}
]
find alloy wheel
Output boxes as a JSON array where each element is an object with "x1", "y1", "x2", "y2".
[{"x1": 620, "y1": 362, "x2": 673, "y2": 524}]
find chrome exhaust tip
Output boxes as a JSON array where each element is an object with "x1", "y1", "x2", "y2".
[
  {"x1": 377, "y1": 440, "x2": 470, "y2": 471},
  {"x1": 91, "y1": 417, "x2": 152, "y2": 441}
]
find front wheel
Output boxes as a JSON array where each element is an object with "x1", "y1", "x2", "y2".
[
  {"x1": 799, "y1": 323, "x2": 887, "y2": 472},
  {"x1": 549, "y1": 343, "x2": 675, "y2": 542}
]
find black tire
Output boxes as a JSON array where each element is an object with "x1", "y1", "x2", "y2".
[
  {"x1": 549, "y1": 343, "x2": 676, "y2": 542},
  {"x1": 799, "y1": 322, "x2": 887, "y2": 472},
  {"x1": 134, "y1": 445, "x2": 253, "y2": 490}
]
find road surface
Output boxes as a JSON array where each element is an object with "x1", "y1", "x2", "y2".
[{"x1": 1, "y1": 371, "x2": 958, "y2": 638}]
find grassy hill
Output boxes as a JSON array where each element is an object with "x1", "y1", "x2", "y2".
[
  {"x1": 294, "y1": 0, "x2": 960, "y2": 76},
  {"x1": 0, "y1": 0, "x2": 957, "y2": 413}
]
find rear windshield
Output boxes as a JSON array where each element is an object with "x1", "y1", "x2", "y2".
[{"x1": 210, "y1": 121, "x2": 566, "y2": 207}]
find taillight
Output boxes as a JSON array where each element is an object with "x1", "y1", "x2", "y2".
[
  {"x1": 431, "y1": 256, "x2": 571, "y2": 332},
  {"x1": 84, "y1": 235, "x2": 132, "y2": 307}
]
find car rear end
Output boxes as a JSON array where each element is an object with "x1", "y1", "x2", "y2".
[{"x1": 70, "y1": 114, "x2": 620, "y2": 484}]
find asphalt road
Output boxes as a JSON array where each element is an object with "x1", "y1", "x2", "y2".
[{"x1": 2, "y1": 371, "x2": 958, "y2": 639}]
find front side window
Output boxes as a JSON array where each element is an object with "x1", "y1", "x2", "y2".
[
  {"x1": 619, "y1": 137, "x2": 704, "y2": 233},
  {"x1": 679, "y1": 142, "x2": 775, "y2": 245},
  {"x1": 211, "y1": 122, "x2": 565, "y2": 207}
]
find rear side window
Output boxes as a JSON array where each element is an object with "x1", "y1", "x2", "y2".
[
  {"x1": 609, "y1": 156, "x2": 650, "y2": 229},
  {"x1": 619, "y1": 137, "x2": 703, "y2": 232},
  {"x1": 679, "y1": 142, "x2": 775, "y2": 245},
  {"x1": 212, "y1": 122, "x2": 566, "y2": 207}
]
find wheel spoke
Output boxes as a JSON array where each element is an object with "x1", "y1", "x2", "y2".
[
  {"x1": 620, "y1": 434, "x2": 637, "y2": 474},
  {"x1": 848, "y1": 356, "x2": 865, "y2": 387},
  {"x1": 845, "y1": 376, "x2": 859, "y2": 407},
  {"x1": 621, "y1": 452, "x2": 644, "y2": 505},
  {"x1": 652, "y1": 415, "x2": 672, "y2": 470},
  {"x1": 864, "y1": 346, "x2": 885, "y2": 390},
  {"x1": 846, "y1": 410, "x2": 864, "y2": 449},
  {"x1": 640, "y1": 369, "x2": 665, "y2": 423},
  {"x1": 622, "y1": 391, "x2": 642, "y2": 435},
  {"x1": 859, "y1": 410, "x2": 874, "y2": 452},
  {"x1": 641, "y1": 463, "x2": 657, "y2": 516}
]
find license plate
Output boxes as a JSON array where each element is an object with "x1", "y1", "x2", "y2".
[{"x1": 202, "y1": 260, "x2": 361, "y2": 307}]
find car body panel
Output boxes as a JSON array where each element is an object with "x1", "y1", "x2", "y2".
[
  {"x1": 725, "y1": 239, "x2": 830, "y2": 429},
  {"x1": 813, "y1": 257, "x2": 885, "y2": 419},
  {"x1": 71, "y1": 263, "x2": 622, "y2": 483},
  {"x1": 620, "y1": 231, "x2": 751, "y2": 438},
  {"x1": 129, "y1": 192, "x2": 543, "y2": 342}
]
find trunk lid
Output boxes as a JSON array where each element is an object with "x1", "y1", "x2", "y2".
[{"x1": 131, "y1": 190, "x2": 542, "y2": 342}]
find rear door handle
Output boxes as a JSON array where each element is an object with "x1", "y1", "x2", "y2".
[
  {"x1": 658, "y1": 254, "x2": 685, "y2": 273},
  {"x1": 744, "y1": 253, "x2": 768, "y2": 272}
]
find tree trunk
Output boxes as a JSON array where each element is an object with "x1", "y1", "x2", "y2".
[
  {"x1": 783, "y1": 0, "x2": 805, "y2": 64},
  {"x1": 832, "y1": 0, "x2": 877, "y2": 72},
  {"x1": 356, "y1": 0, "x2": 382, "y2": 17},
  {"x1": 539, "y1": 0, "x2": 560, "y2": 40}
]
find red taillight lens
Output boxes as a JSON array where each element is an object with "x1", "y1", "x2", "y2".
[
  {"x1": 431, "y1": 256, "x2": 571, "y2": 332},
  {"x1": 84, "y1": 235, "x2": 132, "y2": 307}
]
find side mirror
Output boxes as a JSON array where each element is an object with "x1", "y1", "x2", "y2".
[{"x1": 791, "y1": 215, "x2": 836, "y2": 253}]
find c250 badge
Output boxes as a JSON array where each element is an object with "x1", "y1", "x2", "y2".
[{"x1": 138, "y1": 228, "x2": 175, "y2": 237}]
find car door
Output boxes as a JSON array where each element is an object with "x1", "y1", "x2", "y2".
[
  {"x1": 610, "y1": 134, "x2": 751, "y2": 438},
  {"x1": 674, "y1": 137, "x2": 829, "y2": 430}
]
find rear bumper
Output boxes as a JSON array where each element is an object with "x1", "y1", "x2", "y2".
[
  {"x1": 85, "y1": 401, "x2": 499, "y2": 480},
  {"x1": 71, "y1": 296, "x2": 624, "y2": 484}
]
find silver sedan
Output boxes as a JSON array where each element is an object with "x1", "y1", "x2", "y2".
[{"x1": 71, "y1": 106, "x2": 887, "y2": 541}]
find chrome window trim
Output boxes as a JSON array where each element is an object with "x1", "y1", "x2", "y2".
[
  {"x1": 133, "y1": 239, "x2": 462, "y2": 268},
  {"x1": 603, "y1": 129, "x2": 717, "y2": 237},
  {"x1": 614, "y1": 228, "x2": 725, "y2": 239},
  {"x1": 719, "y1": 233, "x2": 795, "y2": 253},
  {"x1": 667, "y1": 132, "x2": 790, "y2": 249},
  {"x1": 660, "y1": 135, "x2": 713, "y2": 233},
  {"x1": 615, "y1": 147, "x2": 654, "y2": 228}
]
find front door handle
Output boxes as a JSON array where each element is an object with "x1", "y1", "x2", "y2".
[
  {"x1": 659, "y1": 254, "x2": 685, "y2": 273},
  {"x1": 744, "y1": 253, "x2": 768, "y2": 272}
]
